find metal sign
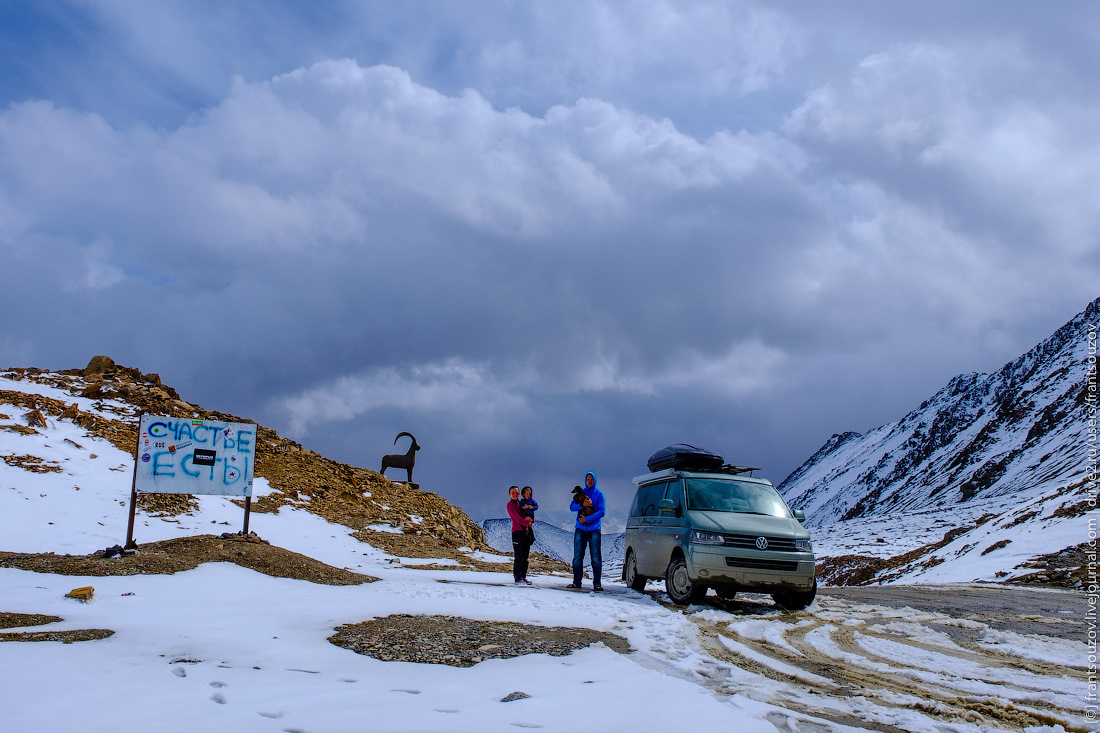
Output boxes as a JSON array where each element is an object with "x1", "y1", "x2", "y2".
[{"x1": 135, "y1": 414, "x2": 256, "y2": 496}]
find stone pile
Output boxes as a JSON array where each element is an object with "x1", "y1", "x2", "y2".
[{"x1": 328, "y1": 614, "x2": 629, "y2": 667}]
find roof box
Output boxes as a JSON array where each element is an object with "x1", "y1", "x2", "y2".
[{"x1": 646, "y1": 444, "x2": 725, "y2": 473}]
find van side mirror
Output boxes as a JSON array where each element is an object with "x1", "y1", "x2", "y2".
[
  {"x1": 658, "y1": 499, "x2": 677, "y2": 515},
  {"x1": 793, "y1": 509, "x2": 806, "y2": 523}
]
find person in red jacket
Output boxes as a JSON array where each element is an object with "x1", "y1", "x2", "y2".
[{"x1": 507, "y1": 485, "x2": 534, "y2": 584}]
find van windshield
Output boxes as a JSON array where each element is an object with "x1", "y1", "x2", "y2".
[{"x1": 685, "y1": 478, "x2": 792, "y2": 518}]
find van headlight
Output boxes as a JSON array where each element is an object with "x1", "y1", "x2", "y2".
[
  {"x1": 794, "y1": 539, "x2": 813, "y2": 552},
  {"x1": 689, "y1": 530, "x2": 725, "y2": 545}
]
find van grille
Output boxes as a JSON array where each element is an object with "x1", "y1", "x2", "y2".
[
  {"x1": 725, "y1": 557, "x2": 799, "y2": 572},
  {"x1": 723, "y1": 534, "x2": 799, "y2": 552}
]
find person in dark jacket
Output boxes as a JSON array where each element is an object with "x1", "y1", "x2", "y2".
[
  {"x1": 506, "y1": 485, "x2": 534, "y2": 584},
  {"x1": 568, "y1": 471, "x2": 605, "y2": 591}
]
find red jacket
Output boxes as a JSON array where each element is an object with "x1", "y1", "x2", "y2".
[{"x1": 507, "y1": 499, "x2": 532, "y2": 532}]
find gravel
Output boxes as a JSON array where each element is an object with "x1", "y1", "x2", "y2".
[
  {"x1": 0, "y1": 611, "x2": 113, "y2": 643},
  {"x1": 329, "y1": 614, "x2": 631, "y2": 667}
]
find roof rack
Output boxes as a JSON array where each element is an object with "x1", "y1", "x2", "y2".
[
  {"x1": 632, "y1": 464, "x2": 765, "y2": 485},
  {"x1": 715, "y1": 464, "x2": 761, "y2": 476}
]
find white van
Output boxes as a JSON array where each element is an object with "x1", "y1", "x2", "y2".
[{"x1": 623, "y1": 467, "x2": 817, "y2": 608}]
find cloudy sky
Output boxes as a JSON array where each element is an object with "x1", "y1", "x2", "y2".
[{"x1": 2, "y1": 1, "x2": 1097, "y2": 529}]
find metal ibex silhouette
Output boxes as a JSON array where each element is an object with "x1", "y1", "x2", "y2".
[{"x1": 380, "y1": 432, "x2": 420, "y2": 484}]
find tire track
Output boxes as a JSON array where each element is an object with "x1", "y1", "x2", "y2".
[
  {"x1": 688, "y1": 618, "x2": 908, "y2": 732},
  {"x1": 649, "y1": 591, "x2": 1091, "y2": 732},
  {"x1": 826, "y1": 625, "x2": 1081, "y2": 730}
]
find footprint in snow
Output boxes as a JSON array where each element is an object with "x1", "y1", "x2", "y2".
[
  {"x1": 171, "y1": 667, "x2": 186, "y2": 678},
  {"x1": 210, "y1": 693, "x2": 226, "y2": 704},
  {"x1": 390, "y1": 688, "x2": 421, "y2": 694}
]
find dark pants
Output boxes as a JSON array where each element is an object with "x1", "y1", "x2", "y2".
[
  {"x1": 572, "y1": 528, "x2": 602, "y2": 586},
  {"x1": 512, "y1": 529, "x2": 533, "y2": 581}
]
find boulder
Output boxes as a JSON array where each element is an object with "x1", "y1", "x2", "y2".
[{"x1": 84, "y1": 355, "x2": 116, "y2": 377}]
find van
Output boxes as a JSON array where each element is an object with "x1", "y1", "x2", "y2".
[{"x1": 623, "y1": 466, "x2": 817, "y2": 608}]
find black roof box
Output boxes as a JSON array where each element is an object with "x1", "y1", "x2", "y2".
[{"x1": 647, "y1": 444, "x2": 725, "y2": 473}]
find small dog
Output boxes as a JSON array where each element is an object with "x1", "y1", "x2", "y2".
[{"x1": 571, "y1": 485, "x2": 595, "y2": 517}]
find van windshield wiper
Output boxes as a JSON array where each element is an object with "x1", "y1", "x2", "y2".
[{"x1": 694, "y1": 508, "x2": 774, "y2": 516}]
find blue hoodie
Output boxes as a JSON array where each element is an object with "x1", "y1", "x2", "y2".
[{"x1": 569, "y1": 471, "x2": 605, "y2": 531}]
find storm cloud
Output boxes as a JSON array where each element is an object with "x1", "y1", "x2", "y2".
[{"x1": 1, "y1": 1, "x2": 1096, "y2": 528}]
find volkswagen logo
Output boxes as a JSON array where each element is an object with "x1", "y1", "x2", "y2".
[{"x1": 755, "y1": 537, "x2": 768, "y2": 550}]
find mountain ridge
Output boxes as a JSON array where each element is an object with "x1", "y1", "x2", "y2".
[
  {"x1": 780, "y1": 297, "x2": 1096, "y2": 523},
  {"x1": 778, "y1": 297, "x2": 1095, "y2": 586}
]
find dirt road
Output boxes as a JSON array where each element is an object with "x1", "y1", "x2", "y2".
[
  {"x1": 657, "y1": 583, "x2": 1088, "y2": 732},
  {"x1": 818, "y1": 583, "x2": 1082, "y2": 642}
]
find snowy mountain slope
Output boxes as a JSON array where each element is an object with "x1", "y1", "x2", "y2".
[
  {"x1": 481, "y1": 518, "x2": 626, "y2": 577},
  {"x1": 779, "y1": 297, "x2": 1096, "y2": 584}
]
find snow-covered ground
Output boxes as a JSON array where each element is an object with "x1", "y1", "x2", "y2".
[
  {"x1": 807, "y1": 480, "x2": 1089, "y2": 584},
  {"x1": 0, "y1": 379, "x2": 1089, "y2": 732}
]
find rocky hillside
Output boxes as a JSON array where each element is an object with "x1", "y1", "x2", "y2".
[
  {"x1": 1, "y1": 356, "x2": 494, "y2": 563},
  {"x1": 777, "y1": 298, "x2": 1096, "y2": 587}
]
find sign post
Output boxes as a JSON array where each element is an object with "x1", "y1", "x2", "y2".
[{"x1": 124, "y1": 413, "x2": 257, "y2": 549}]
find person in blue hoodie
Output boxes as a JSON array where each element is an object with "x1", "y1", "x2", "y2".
[
  {"x1": 568, "y1": 471, "x2": 606, "y2": 591},
  {"x1": 519, "y1": 486, "x2": 538, "y2": 524}
]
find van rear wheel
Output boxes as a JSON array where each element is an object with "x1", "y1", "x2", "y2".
[
  {"x1": 665, "y1": 556, "x2": 706, "y2": 605},
  {"x1": 624, "y1": 550, "x2": 647, "y2": 592}
]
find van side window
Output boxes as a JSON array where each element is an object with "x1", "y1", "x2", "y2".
[
  {"x1": 631, "y1": 481, "x2": 669, "y2": 517},
  {"x1": 664, "y1": 479, "x2": 683, "y2": 513}
]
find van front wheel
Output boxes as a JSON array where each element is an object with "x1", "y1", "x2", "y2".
[
  {"x1": 665, "y1": 556, "x2": 706, "y2": 605},
  {"x1": 624, "y1": 551, "x2": 647, "y2": 592}
]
